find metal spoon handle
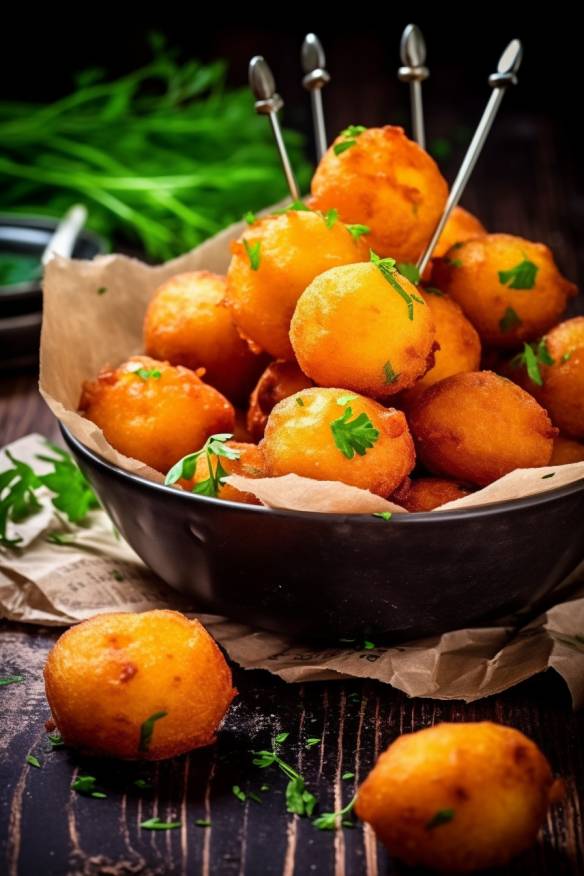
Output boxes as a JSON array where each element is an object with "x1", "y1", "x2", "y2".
[{"x1": 42, "y1": 204, "x2": 87, "y2": 266}]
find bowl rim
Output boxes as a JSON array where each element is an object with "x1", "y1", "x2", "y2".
[{"x1": 61, "y1": 424, "x2": 584, "y2": 525}]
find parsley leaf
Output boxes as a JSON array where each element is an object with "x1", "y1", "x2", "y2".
[
  {"x1": 305, "y1": 738, "x2": 321, "y2": 748},
  {"x1": 243, "y1": 239, "x2": 261, "y2": 271},
  {"x1": 333, "y1": 125, "x2": 367, "y2": 156},
  {"x1": 383, "y1": 360, "x2": 399, "y2": 385},
  {"x1": 347, "y1": 224, "x2": 370, "y2": 241},
  {"x1": 275, "y1": 731, "x2": 290, "y2": 745},
  {"x1": 370, "y1": 251, "x2": 421, "y2": 320},
  {"x1": 97, "y1": 286, "x2": 107, "y2": 295},
  {"x1": 71, "y1": 775, "x2": 107, "y2": 798},
  {"x1": 232, "y1": 785, "x2": 246, "y2": 802},
  {"x1": 510, "y1": 339, "x2": 554, "y2": 386},
  {"x1": 36, "y1": 443, "x2": 100, "y2": 523},
  {"x1": 0, "y1": 675, "x2": 24, "y2": 686},
  {"x1": 313, "y1": 795, "x2": 357, "y2": 830},
  {"x1": 244, "y1": 211, "x2": 257, "y2": 225},
  {"x1": 396, "y1": 262, "x2": 421, "y2": 285},
  {"x1": 323, "y1": 208, "x2": 338, "y2": 229},
  {"x1": 342, "y1": 772, "x2": 355, "y2": 780},
  {"x1": 363, "y1": 640, "x2": 376, "y2": 650},
  {"x1": 134, "y1": 778, "x2": 153, "y2": 790},
  {"x1": 295, "y1": 397, "x2": 305, "y2": 407},
  {"x1": 373, "y1": 511, "x2": 392, "y2": 521},
  {"x1": 47, "y1": 732, "x2": 64, "y2": 748},
  {"x1": 195, "y1": 819, "x2": 211, "y2": 827},
  {"x1": 26, "y1": 755, "x2": 41, "y2": 768},
  {"x1": 336, "y1": 393, "x2": 357, "y2": 406},
  {"x1": 286, "y1": 776, "x2": 317, "y2": 816},
  {"x1": 498, "y1": 259, "x2": 539, "y2": 290},
  {"x1": 499, "y1": 306, "x2": 522, "y2": 333},
  {"x1": 140, "y1": 818, "x2": 181, "y2": 830},
  {"x1": 139, "y1": 711, "x2": 167, "y2": 753},
  {"x1": 426, "y1": 808, "x2": 455, "y2": 829},
  {"x1": 165, "y1": 434, "x2": 239, "y2": 498},
  {"x1": 0, "y1": 452, "x2": 42, "y2": 546},
  {"x1": 330, "y1": 406, "x2": 380, "y2": 460}
]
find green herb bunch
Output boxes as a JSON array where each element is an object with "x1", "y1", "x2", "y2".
[{"x1": 0, "y1": 36, "x2": 311, "y2": 261}]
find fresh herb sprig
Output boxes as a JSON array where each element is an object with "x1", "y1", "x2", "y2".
[
  {"x1": 251, "y1": 734, "x2": 317, "y2": 817},
  {"x1": 36, "y1": 443, "x2": 100, "y2": 523},
  {"x1": 313, "y1": 794, "x2": 357, "y2": 830},
  {"x1": 330, "y1": 406, "x2": 380, "y2": 460},
  {"x1": 165, "y1": 434, "x2": 240, "y2": 498},
  {"x1": 370, "y1": 251, "x2": 423, "y2": 320},
  {"x1": 510, "y1": 338, "x2": 554, "y2": 386}
]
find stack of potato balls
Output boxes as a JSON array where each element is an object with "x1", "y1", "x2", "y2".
[{"x1": 80, "y1": 125, "x2": 583, "y2": 511}]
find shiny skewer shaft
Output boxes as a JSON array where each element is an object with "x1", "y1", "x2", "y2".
[
  {"x1": 309, "y1": 88, "x2": 327, "y2": 161},
  {"x1": 301, "y1": 34, "x2": 330, "y2": 162},
  {"x1": 410, "y1": 80, "x2": 425, "y2": 149},
  {"x1": 42, "y1": 204, "x2": 87, "y2": 266},
  {"x1": 249, "y1": 55, "x2": 300, "y2": 201},
  {"x1": 416, "y1": 39, "x2": 523, "y2": 277}
]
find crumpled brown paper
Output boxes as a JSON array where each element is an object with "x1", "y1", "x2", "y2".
[
  {"x1": 3, "y1": 433, "x2": 584, "y2": 707},
  {"x1": 39, "y1": 213, "x2": 584, "y2": 513}
]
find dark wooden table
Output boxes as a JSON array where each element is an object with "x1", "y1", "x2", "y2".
[{"x1": 1, "y1": 111, "x2": 584, "y2": 875}]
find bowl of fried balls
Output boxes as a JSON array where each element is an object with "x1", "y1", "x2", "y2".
[{"x1": 63, "y1": 124, "x2": 584, "y2": 641}]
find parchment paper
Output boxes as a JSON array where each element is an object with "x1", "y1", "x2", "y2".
[{"x1": 2, "y1": 434, "x2": 584, "y2": 707}]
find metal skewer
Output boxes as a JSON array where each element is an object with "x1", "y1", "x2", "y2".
[
  {"x1": 301, "y1": 33, "x2": 330, "y2": 162},
  {"x1": 41, "y1": 204, "x2": 87, "y2": 266},
  {"x1": 249, "y1": 55, "x2": 300, "y2": 201},
  {"x1": 417, "y1": 39, "x2": 523, "y2": 277},
  {"x1": 398, "y1": 24, "x2": 429, "y2": 149}
]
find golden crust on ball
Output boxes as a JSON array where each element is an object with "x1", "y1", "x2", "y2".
[
  {"x1": 355, "y1": 721, "x2": 560, "y2": 873},
  {"x1": 247, "y1": 360, "x2": 313, "y2": 443},
  {"x1": 43, "y1": 610, "x2": 235, "y2": 761},
  {"x1": 408, "y1": 371, "x2": 556, "y2": 486},
  {"x1": 225, "y1": 210, "x2": 368, "y2": 360},
  {"x1": 143, "y1": 270, "x2": 267, "y2": 406},
  {"x1": 401, "y1": 290, "x2": 481, "y2": 405},
  {"x1": 260, "y1": 387, "x2": 415, "y2": 497},
  {"x1": 432, "y1": 233, "x2": 577, "y2": 347},
  {"x1": 310, "y1": 126, "x2": 448, "y2": 263},
  {"x1": 79, "y1": 356, "x2": 234, "y2": 474},
  {"x1": 185, "y1": 441, "x2": 264, "y2": 505},
  {"x1": 550, "y1": 435, "x2": 584, "y2": 465},
  {"x1": 392, "y1": 477, "x2": 472, "y2": 511},
  {"x1": 290, "y1": 262, "x2": 437, "y2": 398},
  {"x1": 432, "y1": 206, "x2": 486, "y2": 259}
]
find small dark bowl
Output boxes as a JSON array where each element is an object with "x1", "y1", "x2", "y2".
[{"x1": 62, "y1": 425, "x2": 584, "y2": 642}]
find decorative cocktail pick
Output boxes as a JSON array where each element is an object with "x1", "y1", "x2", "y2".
[
  {"x1": 249, "y1": 55, "x2": 301, "y2": 201},
  {"x1": 398, "y1": 24, "x2": 429, "y2": 149},
  {"x1": 417, "y1": 39, "x2": 523, "y2": 277},
  {"x1": 41, "y1": 204, "x2": 87, "y2": 266},
  {"x1": 301, "y1": 33, "x2": 330, "y2": 162}
]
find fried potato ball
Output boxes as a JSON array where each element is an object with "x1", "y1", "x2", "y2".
[
  {"x1": 185, "y1": 441, "x2": 265, "y2": 505},
  {"x1": 356, "y1": 721, "x2": 562, "y2": 873},
  {"x1": 432, "y1": 233, "x2": 577, "y2": 347},
  {"x1": 422, "y1": 206, "x2": 486, "y2": 282},
  {"x1": 509, "y1": 317, "x2": 584, "y2": 439},
  {"x1": 310, "y1": 125, "x2": 448, "y2": 263},
  {"x1": 44, "y1": 610, "x2": 235, "y2": 761},
  {"x1": 409, "y1": 371, "x2": 556, "y2": 486},
  {"x1": 143, "y1": 271, "x2": 267, "y2": 406},
  {"x1": 290, "y1": 262, "x2": 437, "y2": 398},
  {"x1": 392, "y1": 477, "x2": 472, "y2": 511},
  {"x1": 247, "y1": 359, "x2": 313, "y2": 442},
  {"x1": 401, "y1": 290, "x2": 481, "y2": 405},
  {"x1": 260, "y1": 387, "x2": 415, "y2": 497},
  {"x1": 225, "y1": 210, "x2": 368, "y2": 360},
  {"x1": 550, "y1": 435, "x2": 584, "y2": 465},
  {"x1": 79, "y1": 356, "x2": 234, "y2": 473}
]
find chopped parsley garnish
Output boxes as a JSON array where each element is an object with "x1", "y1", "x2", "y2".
[
  {"x1": 305, "y1": 738, "x2": 321, "y2": 748},
  {"x1": 424, "y1": 286, "x2": 444, "y2": 297},
  {"x1": 232, "y1": 785, "x2": 247, "y2": 802},
  {"x1": 445, "y1": 257, "x2": 462, "y2": 268},
  {"x1": 295, "y1": 397, "x2": 305, "y2": 407},
  {"x1": 134, "y1": 778, "x2": 153, "y2": 790},
  {"x1": 542, "y1": 472, "x2": 555, "y2": 479},
  {"x1": 47, "y1": 733, "x2": 64, "y2": 748},
  {"x1": 0, "y1": 675, "x2": 24, "y2": 686},
  {"x1": 244, "y1": 211, "x2": 257, "y2": 225},
  {"x1": 363, "y1": 640, "x2": 376, "y2": 650},
  {"x1": 165, "y1": 433, "x2": 240, "y2": 498},
  {"x1": 138, "y1": 711, "x2": 168, "y2": 753},
  {"x1": 383, "y1": 360, "x2": 399, "y2": 385},
  {"x1": 347, "y1": 224, "x2": 370, "y2": 241},
  {"x1": 195, "y1": 819, "x2": 211, "y2": 827},
  {"x1": 97, "y1": 286, "x2": 107, "y2": 295},
  {"x1": 426, "y1": 808, "x2": 455, "y2": 829},
  {"x1": 370, "y1": 251, "x2": 422, "y2": 320},
  {"x1": 562, "y1": 351, "x2": 573, "y2": 363},
  {"x1": 71, "y1": 775, "x2": 107, "y2": 798},
  {"x1": 140, "y1": 818, "x2": 182, "y2": 830},
  {"x1": 313, "y1": 795, "x2": 357, "y2": 830},
  {"x1": 498, "y1": 259, "x2": 538, "y2": 290},
  {"x1": 342, "y1": 772, "x2": 355, "y2": 780},
  {"x1": 373, "y1": 511, "x2": 392, "y2": 521},
  {"x1": 287, "y1": 200, "x2": 311, "y2": 212},
  {"x1": 336, "y1": 393, "x2": 358, "y2": 406},
  {"x1": 131, "y1": 367, "x2": 162, "y2": 381},
  {"x1": 112, "y1": 570, "x2": 124, "y2": 582},
  {"x1": 396, "y1": 262, "x2": 421, "y2": 284},
  {"x1": 26, "y1": 755, "x2": 41, "y2": 768},
  {"x1": 330, "y1": 407, "x2": 380, "y2": 460},
  {"x1": 499, "y1": 306, "x2": 522, "y2": 333},
  {"x1": 510, "y1": 339, "x2": 554, "y2": 386},
  {"x1": 243, "y1": 239, "x2": 261, "y2": 271},
  {"x1": 252, "y1": 735, "x2": 316, "y2": 817},
  {"x1": 275, "y1": 731, "x2": 290, "y2": 744},
  {"x1": 333, "y1": 125, "x2": 367, "y2": 155},
  {"x1": 323, "y1": 208, "x2": 338, "y2": 229}
]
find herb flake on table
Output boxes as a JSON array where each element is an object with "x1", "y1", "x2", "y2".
[
  {"x1": 0, "y1": 675, "x2": 24, "y2": 687},
  {"x1": 26, "y1": 755, "x2": 42, "y2": 768},
  {"x1": 342, "y1": 772, "x2": 355, "y2": 780},
  {"x1": 330, "y1": 407, "x2": 380, "y2": 460},
  {"x1": 305, "y1": 738, "x2": 321, "y2": 748},
  {"x1": 140, "y1": 818, "x2": 182, "y2": 830},
  {"x1": 195, "y1": 819, "x2": 211, "y2": 827},
  {"x1": 251, "y1": 736, "x2": 316, "y2": 817},
  {"x1": 498, "y1": 259, "x2": 538, "y2": 290},
  {"x1": 313, "y1": 794, "x2": 357, "y2": 830},
  {"x1": 71, "y1": 775, "x2": 107, "y2": 798}
]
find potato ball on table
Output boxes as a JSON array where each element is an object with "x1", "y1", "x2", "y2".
[
  {"x1": 225, "y1": 208, "x2": 368, "y2": 360},
  {"x1": 167, "y1": 438, "x2": 265, "y2": 505},
  {"x1": 400, "y1": 289, "x2": 481, "y2": 406},
  {"x1": 310, "y1": 125, "x2": 448, "y2": 263},
  {"x1": 260, "y1": 387, "x2": 415, "y2": 497},
  {"x1": 290, "y1": 258, "x2": 437, "y2": 398},
  {"x1": 143, "y1": 270, "x2": 267, "y2": 406},
  {"x1": 508, "y1": 317, "x2": 584, "y2": 439},
  {"x1": 247, "y1": 359, "x2": 313, "y2": 442},
  {"x1": 432, "y1": 233, "x2": 577, "y2": 347},
  {"x1": 79, "y1": 356, "x2": 234, "y2": 473},
  {"x1": 356, "y1": 721, "x2": 563, "y2": 872},
  {"x1": 44, "y1": 610, "x2": 235, "y2": 760},
  {"x1": 393, "y1": 477, "x2": 473, "y2": 512},
  {"x1": 409, "y1": 371, "x2": 556, "y2": 486}
]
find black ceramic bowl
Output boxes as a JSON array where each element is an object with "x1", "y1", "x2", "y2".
[{"x1": 62, "y1": 424, "x2": 584, "y2": 642}]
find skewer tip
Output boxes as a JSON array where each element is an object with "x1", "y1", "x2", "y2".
[
  {"x1": 489, "y1": 39, "x2": 523, "y2": 88},
  {"x1": 301, "y1": 33, "x2": 326, "y2": 73},
  {"x1": 400, "y1": 24, "x2": 426, "y2": 68},
  {"x1": 248, "y1": 56, "x2": 276, "y2": 102}
]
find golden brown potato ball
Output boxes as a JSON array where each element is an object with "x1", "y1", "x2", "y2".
[
  {"x1": 550, "y1": 435, "x2": 584, "y2": 465},
  {"x1": 393, "y1": 477, "x2": 472, "y2": 511},
  {"x1": 432, "y1": 233, "x2": 577, "y2": 347},
  {"x1": 225, "y1": 209, "x2": 368, "y2": 360},
  {"x1": 143, "y1": 270, "x2": 267, "y2": 406},
  {"x1": 401, "y1": 290, "x2": 481, "y2": 405},
  {"x1": 356, "y1": 721, "x2": 562, "y2": 873},
  {"x1": 260, "y1": 387, "x2": 415, "y2": 497},
  {"x1": 79, "y1": 356, "x2": 234, "y2": 473},
  {"x1": 184, "y1": 441, "x2": 264, "y2": 505},
  {"x1": 247, "y1": 359, "x2": 314, "y2": 442},
  {"x1": 310, "y1": 125, "x2": 448, "y2": 263},
  {"x1": 422, "y1": 206, "x2": 486, "y2": 282},
  {"x1": 44, "y1": 610, "x2": 235, "y2": 761},
  {"x1": 508, "y1": 317, "x2": 584, "y2": 439},
  {"x1": 409, "y1": 371, "x2": 556, "y2": 486},
  {"x1": 290, "y1": 261, "x2": 437, "y2": 398}
]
